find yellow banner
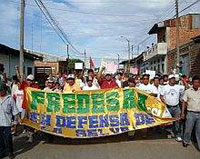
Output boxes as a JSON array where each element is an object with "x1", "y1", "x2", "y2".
[{"x1": 23, "y1": 87, "x2": 175, "y2": 138}]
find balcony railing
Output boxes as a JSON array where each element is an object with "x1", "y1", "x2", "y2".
[{"x1": 144, "y1": 43, "x2": 167, "y2": 61}]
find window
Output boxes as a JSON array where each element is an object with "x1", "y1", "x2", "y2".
[
  {"x1": 27, "y1": 67, "x2": 33, "y2": 75},
  {"x1": 193, "y1": 15, "x2": 200, "y2": 29}
]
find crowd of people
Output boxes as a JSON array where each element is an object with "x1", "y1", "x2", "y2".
[{"x1": 0, "y1": 65, "x2": 200, "y2": 158}]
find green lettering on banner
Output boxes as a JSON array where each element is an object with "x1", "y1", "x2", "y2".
[
  {"x1": 62, "y1": 94, "x2": 76, "y2": 114},
  {"x1": 31, "y1": 91, "x2": 45, "y2": 110},
  {"x1": 123, "y1": 89, "x2": 135, "y2": 109},
  {"x1": 106, "y1": 91, "x2": 120, "y2": 112},
  {"x1": 46, "y1": 93, "x2": 60, "y2": 112},
  {"x1": 77, "y1": 94, "x2": 90, "y2": 114},
  {"x1": 137, "y1": 93, "x2": 147, "y2": 111},
  {"x1": 92, "y1": 93, "x2": 105, "y2": 113}
]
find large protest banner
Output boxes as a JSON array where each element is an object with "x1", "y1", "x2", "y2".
[{"x1": 23, "y1": 87, "x2": 175, "y2": 138}]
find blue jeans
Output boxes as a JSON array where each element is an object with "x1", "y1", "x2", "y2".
[
  {"x1": 183, "y1": 111, "x2": 200, "y2": 149},
  {"x1": 167, "y1": 105, "x2": 183, "y2": 138},
  {"x1": 0, "y1": 127, "x2": 13, "y2": 158}
]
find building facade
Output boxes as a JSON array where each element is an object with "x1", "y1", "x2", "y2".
[
  {"x1": 0, "y1": 44, "x2": 42, "y2": 78},
  {"x1": 147, "y1": 13, "x2": 200, "y2": 74},
  {"x1": 167, "y1": 35, "x2": 200, "y2": 77}
]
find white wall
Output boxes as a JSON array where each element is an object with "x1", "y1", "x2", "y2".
[{"x1": 0, "y1": 53, "x2": 35, "y2": 78}]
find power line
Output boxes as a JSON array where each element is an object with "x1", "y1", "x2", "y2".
[
  {"x1": 34, "y1": 0, "x2": 83, "y2": 57},
  {"x1": 8, "y1": 0, "x2": 159, "y2": 17},
  {"x1": 174, "y1": 0, "x2": 200, "y2": 17}
]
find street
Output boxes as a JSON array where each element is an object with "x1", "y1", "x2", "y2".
[{"x1": 10, "y1": 130, "x2": 200, "y2": 159}]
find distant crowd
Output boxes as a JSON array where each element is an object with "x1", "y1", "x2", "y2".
[{"x1": 0, "y1": 65, "x2": 200, "y2": 158}]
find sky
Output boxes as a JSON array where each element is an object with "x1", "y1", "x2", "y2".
[{"x1": 0, "y1": 0, "x2": 200, "y2": 66}]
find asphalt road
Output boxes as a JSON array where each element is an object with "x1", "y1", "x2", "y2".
[{"x1": 6, "y1": 130, "x2": 200, "y2": 159}]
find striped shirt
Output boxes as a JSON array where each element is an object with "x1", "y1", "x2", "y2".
[{"x1": 0, "y1": 95, "x2": 19, "y2": 127}]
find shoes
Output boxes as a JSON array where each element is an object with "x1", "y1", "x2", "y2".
[
  {"x1": 175, "y1": 137, "x2": 182, "y2": 142},
  {"x1": 27, "y1": 135, "x2": 33, "y2": 143},
  {"x1": 182, "y1": 142, "x2": 189, "y2": 147}
]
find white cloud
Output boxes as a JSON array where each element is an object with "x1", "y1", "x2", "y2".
[{"x1": 1, "y1": 0, "x2": 200, "y2": 66}]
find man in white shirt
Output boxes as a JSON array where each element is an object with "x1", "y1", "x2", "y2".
[
  {"x1": 152, "y1": 76, "x2": 162, "y2": 100},
  {"x1": 160, "y1": 74, "x2": 185, "y2": 142},
  {"x1": 83, "y1": 76, "x2": 99, "y2": 91},
  {"x1": 44, "y1": 79, "x2": 55, "y2": 91},
  {"x1": 137, "y1": 74, "x2": 158, "y2": 97}
]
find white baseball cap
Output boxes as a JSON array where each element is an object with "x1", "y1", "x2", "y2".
[
  {"x1": 67, "y1": 74, "x2": 75, "y2": 79},
  {"x1": 168, "y1": 74, "x2": 175, "y2": 79},
  {"x1": 26, "y1": 74, "x2": 34, "y2": 81}
]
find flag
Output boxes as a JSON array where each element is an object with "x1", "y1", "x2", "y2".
[{"x1": 90, "y1": 57, "x2": 95, "y2": 70}]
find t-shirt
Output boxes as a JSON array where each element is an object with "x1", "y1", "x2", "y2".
[
  {"x1": 160, "y1": 84, "x2": 185, "y2": 106},
  {"x1": 11, "y1": 83, "x2": 19, "y2": 96},
  {"x1": 82, "y1": 85, "x2": 99, "y2": 91},
  {"x1": 183, "y1": 88, "x2": 200, "y2": 112},
  {"x1": 137, "y1": 84, "x2": 158, "y2": 94},
  {"x1": 99, "y1": 78, "x2": 118, "y2": 89},
  {"x1": 116, "y1": 79, "x2": 122, "y2": 88},
  {"x1": 63, "y1": 83, "x2": 81, "y2": 93},
  {"x1": 13, "y1": 90, "x2": 24, "y2": 112}
]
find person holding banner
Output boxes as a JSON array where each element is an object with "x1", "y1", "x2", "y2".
[
  {"x1": 128, "y1": 77, "x2": 136, "y2": 87},
  {"x1": 44, "y1": 79, "x2": 55, "y2": 91},
  {"x1": 181, "y1": 75, "x2": 200, "y2": 150},
  {"x1": 137, "y1": 74, "x2": 158, "y2": 97},
  {"x1": 160, "y1": 74, "x2": 185, "y2": 142},
  {"x1": 88, "y1": 69, "x2": 100, "y2": 89},
  {"x1": 83, "y1": 76, "x2": 99, "y2": 91},
  {"x1": 63, "y1": 74, "x2": 81, "y2": 93}
]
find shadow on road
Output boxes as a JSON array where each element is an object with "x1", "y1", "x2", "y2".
[
  {"x1": 13, "y1": 135, "x2": 40, "y2": 157},
  {"x1": 41, "y1": 127, "x2": 170, "y2": 145}
]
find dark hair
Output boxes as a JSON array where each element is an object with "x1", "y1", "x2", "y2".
[
  {"x1": 181, "y1": 75, "x2": 187, "y2": 79},
  {"x1": 163, "y1": 74, "x2": 168, "y2": 78},
  {"x1": 12, "y1": 75, "x2": 19, "y2": 82},
  {"x1": 192, "y1": 75, "x2": 200, "y2": 82},
  {"x1": 0, "y1": 83, "x2": 8, "y2": 92},
  {"x1": 153, "y1": 76, "x2": 160, "y2": 80},
  {"x1": 128, "y1": 77, "x2": 135, "y2": 83},
  {"x1": 88, "y1": 69, "x2": 94, "y2": 74},
  {"x1": 159, "y1": 77, "x2": 164, "y2": 81},
  {"x1": 142, "y1": 74, "x2": 150, "y2": 79},
  {"x1": 55, "y1": 82, "x2": 60, "y2": 85}
]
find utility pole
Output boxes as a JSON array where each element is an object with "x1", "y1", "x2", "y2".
[
  {"x1": 128, "y1": 40, "x2": 130, "y2": 72},
  {"x1": 175, "y1": 0, "x2": 180, "y2": 74},
  {"x1": 19, "y1": 0, "x2": 25, "y2": 79},
  {"x1": 120, "y1": 36, "x2": 130, "y2": 72},
  {"x1": 117, "y1": 54, "x2": 120, "y2": 69},
  {"x1": 137, "y1": 45, "x2": 140, "y2": 55},
  {"x1": 131, "y1": 45, "x2": 134, "y2": 59},
  {"x1": 66, "y1": 44, "x2": 69, "y2": 73},
  {"x1": 84, "y1": 49, "x2": 86, "y2": 68},
  {"x1": 66, "y1": 44, "x2": 69, "y2": 58}
]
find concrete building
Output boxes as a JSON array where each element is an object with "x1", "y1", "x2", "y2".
[
  {"x1": 120, "y1": 53, "x2": 144, "y2": 74},
  {"x1": 0, "y1": 44, "x2": 42, "y2": 78},
  {"x1": 167, "y1": 35, "x2": 200, "y2": 76},
  {"x1": 147, "y1": 13, "x2": 200, "y2": 74}
]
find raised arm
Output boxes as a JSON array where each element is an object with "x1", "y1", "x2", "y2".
[{"x1": 97, "y1": 66, "x2": 105, "y2": 81}]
